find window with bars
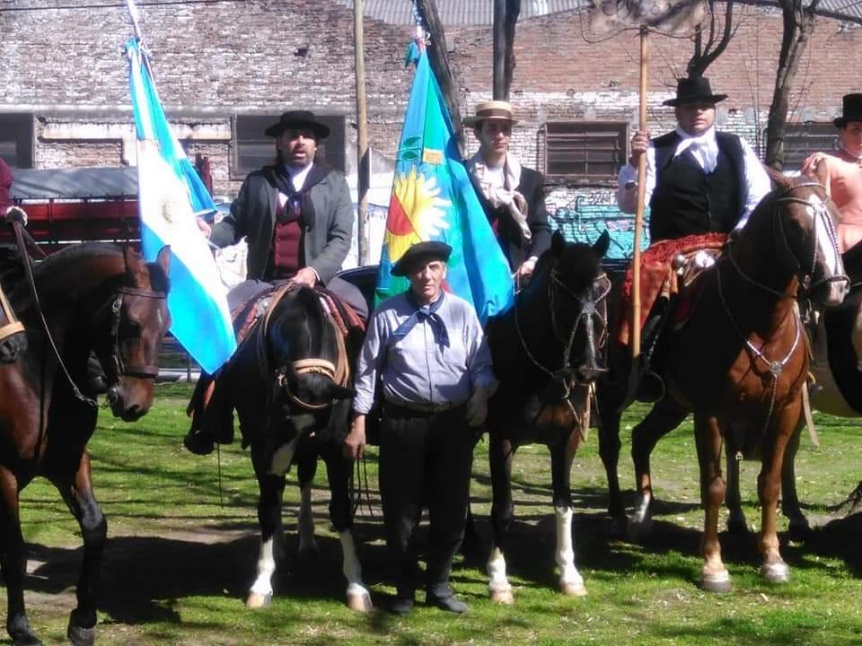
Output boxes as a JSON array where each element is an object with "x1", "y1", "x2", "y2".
[
  {"x1": 0, "y1": 114, "x2": 35, "y2": 169},
  {"x1": 776, "y1": 123, "x2": 838, "y2": 171},
  {"x1": 232, "y1": 114, "x2": 347, "y2": 179},
  {"x1": 544, "y1": 121, "x2": 627, "y2": 179}
]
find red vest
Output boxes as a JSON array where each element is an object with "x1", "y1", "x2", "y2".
[{"x1": 268, "y1": 197, "x2": 303, "y2": 280}]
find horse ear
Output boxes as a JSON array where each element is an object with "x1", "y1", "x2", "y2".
[
  {"x1": 765, "y1": 165, "x2": 792, "y2": 191},
  {"x1": 156, "y1": 245, "x2": 172, "y2": 277},
  {"x1": 592, "y1": 230, "x2": 611, "y2": 259},
  {"x1": 551, "y1": 230, "x2": 567, "y2": 256}
]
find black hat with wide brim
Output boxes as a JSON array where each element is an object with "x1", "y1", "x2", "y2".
[
  {"x1": 834, "y1": 93, "x2": 862, "y2": 128},
  {"x1": 264, "y1": 110, "x2": 330, "y2": 139},
  {"x1": 391, "y1": 241, "x2": 452, "y2": 277},
  {"x1": 663, "y1": 76, "x2": 728, "y2": 107}
]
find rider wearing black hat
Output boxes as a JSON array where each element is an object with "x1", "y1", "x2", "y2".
[
  {"x1": 617, "y1": 76, "x2": 771, "y2": 242},
  {"x1": 186, "y1": 109, "x2": 366, "y2": 456}
]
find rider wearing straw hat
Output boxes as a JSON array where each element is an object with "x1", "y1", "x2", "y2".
[{"x1": 465, "y1": 100, "x2": 551, "y2": 282}]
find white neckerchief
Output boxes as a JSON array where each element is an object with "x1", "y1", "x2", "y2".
[
  {"x1": 840, "y1": 143, "x2": 862, "y2": 162},
  {"x1": 468, "y1": 151, "x2": 531, "y2": 242},
  {"x1": 285, "y1": 162, "x2": 313, "y2": 191},
  {"x1": 673, "y1": 126, "x2": 719, "y2": 174}
]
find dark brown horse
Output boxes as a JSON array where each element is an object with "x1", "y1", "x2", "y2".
[
  {"x1": 207, "y1": 285, "x2": 371, "y2": 611},
  {"x1": 0, "y1": 242, "x2": 170, "y2": 646},
  {"x1": 483, "y1": 231, "x2": 611, "y2": 603},
  {"x1": 597, "y1": 175, "x2": 848, "y2": 592}
]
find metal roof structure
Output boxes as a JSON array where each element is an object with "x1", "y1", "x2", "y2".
[{"x1": 332, "y1": 0, "x2": 862, "y2": 26}]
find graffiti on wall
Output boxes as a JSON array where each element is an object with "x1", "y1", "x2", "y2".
[{"x1": 549, "y1": 190, "x2": 650, "y2": 267}]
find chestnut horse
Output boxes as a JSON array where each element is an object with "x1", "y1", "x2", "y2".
[
  {"x1": 597, "y1": 174, "x2": 847, "y2": 592},
  {"x1": 0, "y1": 242, "x2": 170, "y2": 646},
  {"x1": 483, "y1": 231, "x2": 611, "y2": 603},
  {"x1": 206, "y1": 286, "x2": 372, "y2": 611}
]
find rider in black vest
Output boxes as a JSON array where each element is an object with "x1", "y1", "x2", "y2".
[{"x1": 617, "y1": 76, "x2": 771, "y2": 239}]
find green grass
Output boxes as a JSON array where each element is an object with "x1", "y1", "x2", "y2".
[{"x1": 7, "y1": 385, "x2": 861, "y2": 645}]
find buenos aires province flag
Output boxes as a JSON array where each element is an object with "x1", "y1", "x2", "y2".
[
  {"x1": 126, "y1": 38, "x2": 236, "y2": 373},
  {"x1": 377, "y1": 45, "x2": 513, "y2": 324}
]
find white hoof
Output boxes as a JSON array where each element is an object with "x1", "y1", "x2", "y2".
[
  {"x1": 700, "y1": 568, "x2": 732, "y2": 593},
  {"x1": 245, "y1": 591, "x2": 272, "y2": 609},
  {"x1": 347, "y1": 591, "x2": 374, "y2": 612},
  {"x1": 761, "y1": 562, "x2": 790, "y2": 584},
  {"x1": 560, "y1": 580, "x2": 587, "y2": 597},
  {"x1": 490, "y1": 588, "x2": 514, "y2": 605}
]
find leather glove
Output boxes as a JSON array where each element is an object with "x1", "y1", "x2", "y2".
[
  {"x1": 4, "y1": 206, "x2": 27, "y2": 227},
  {"x1": 465, "y1": 387, "x2": 492, "y2": 428},
  {"x1": 344, "y1": 414, "x2": 367, "y2": 460}
]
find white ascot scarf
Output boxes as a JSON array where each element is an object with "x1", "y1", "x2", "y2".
[
  {"x1": 672, "y1": 125, "x2": 719, "y2": 173},
  {"x1": 468, "y1": 151, "x2": 531, "y2": 243}
]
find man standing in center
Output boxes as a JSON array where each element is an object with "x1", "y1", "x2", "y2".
[
  {"x1": 465, "y1": 100, "x2": 552, "y2": 281},
  {"x1": 344, "y1": 241, "x2": 496, "y2": 616}
]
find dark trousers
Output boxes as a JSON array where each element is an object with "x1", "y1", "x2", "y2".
[{"x1": 379, "y1": 404, "x2": 475, "y2": 599}]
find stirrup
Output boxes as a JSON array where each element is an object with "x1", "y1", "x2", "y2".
[
  {"x1": 636, "y1": 369, "x2": 666, "y2": 403},
  {"x1": 184, "y1": 429, "x2": 215, "y2": 456}
]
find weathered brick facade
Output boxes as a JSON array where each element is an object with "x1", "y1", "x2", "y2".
[{"x1": 1, "y1": 1, "x2": 860, "y2": 210}]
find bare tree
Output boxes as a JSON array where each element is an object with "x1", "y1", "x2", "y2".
[
  {"x1": 686, "y1": 1, "x2": 738, "y2": 77},
  {"x1": 493, "y1": 0, "x2": 521, "y2": 99},
  {"x1": 764, "y1": 0, "x2": 821, "y2": 170}
]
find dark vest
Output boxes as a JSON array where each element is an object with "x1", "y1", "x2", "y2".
[
  {"x1": 649, "y1": 131, "x2": 746, "y2": 242},
  {"x1": 265, "y1": 196, "x2": 304, "y2": 280}
]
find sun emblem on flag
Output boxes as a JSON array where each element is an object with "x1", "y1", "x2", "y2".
[{"x1": 385, "y1": 166, "x2": 451, "y2": 264}]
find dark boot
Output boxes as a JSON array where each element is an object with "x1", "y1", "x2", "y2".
[{"x1": 184, "y1": 372, "x2": 234, "y2": 455}]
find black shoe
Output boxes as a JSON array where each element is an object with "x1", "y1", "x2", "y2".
[
  {"x1": 388, "y1": 596, "x2": 414, "y2": 616},
  {"x1": 426, "y1": 593, "x2": 468, "y2": 614},
  {"x1": 183, "y1": 429, "x2": 215, "y2": 456}
]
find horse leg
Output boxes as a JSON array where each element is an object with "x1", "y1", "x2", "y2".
[
  {"x1": 49, "y1": 452, "x2": 106, "y2": 646},
  {"x1": 318, "y1": 441, "x2": 372, "y2": 612},
  {"x1": 724, "y1": 445, "x2": 749, "y2": 535},
  {"x1": 246, "y1": 442, "x2": 290, "y2": 609},
  {"x1": 780, "y1": 420, "x2": 811, "y2": 541},
  {"x1": 629, "y1": 399, "x2": 689, "y2": 540},
  {"x1": 295, "y1": 441, "x2": 319, "y2": 558},
  {"x1": 757, "y1": 406, "x2": 797, "y2": 585},
  {"x1": 487, "y1": 434, "x2": 515, "y2": 604},
  {"x1": 596, "y1": 384, "x2": 626, "y2": 534},
  {"x1": 550, "y1": 420, "x2": 586, "y2": 597},
  {"x1": 694, "y1": 413, "x2": 731, "y2": 593},
  {"x1": 0, "y1": 468, "x2": 41, "y2": 646}
]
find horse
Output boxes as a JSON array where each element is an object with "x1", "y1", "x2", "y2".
[
  {"x1": 0, "y1": 242, "x2": 170, "y2": 646},
  {"x1": 723, "y1": 240, "x2": 862, "y2": 537},
  {"x1": 483, "y1": 230, "x2": 611, "y2": 603},
  {"x1": 207, "y1": 285, "x2": 372, "y2": 611},
  {"x1": 596, "y1": 174, "x2": 848, "y2": 592}
]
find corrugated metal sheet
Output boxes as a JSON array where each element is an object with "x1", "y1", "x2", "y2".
[
  {"x1": 332, "y1": 0, "x2": 862, "y2": 26},
  {"x1": 333, "y1": 0, "x2": 582, "y2": 26}
]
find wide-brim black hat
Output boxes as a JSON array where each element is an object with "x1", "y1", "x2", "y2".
[
  {"x1": 663, "y1": 76, "x2": 728, "y2": 107},
  {"x1": 264, "y1": 110, "x2": 330, "y2": 139},
  {"x1": 834, "y1": 93, "x2": 862, "y2": 127},
  {"x1": 391, "y1": 241, "x2": 452, "y2": 277}
]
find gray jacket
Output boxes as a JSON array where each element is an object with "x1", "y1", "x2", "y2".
[{"x1": 211, "y1": 165, "x2": 353, "y2": 285}]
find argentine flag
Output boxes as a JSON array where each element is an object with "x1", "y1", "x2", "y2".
[
  {"x1": 377, "y1": 43, "x2": 514, "y2": 324},
  {"x1": 126, "y1": 38, "x2": 236, "y2": 373}
]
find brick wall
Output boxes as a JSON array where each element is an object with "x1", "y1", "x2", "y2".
[{"x1": 2, "y1": 1, "x2": 860, "y2": 205}]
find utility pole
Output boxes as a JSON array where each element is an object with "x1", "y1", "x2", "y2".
[{"x1": 354, "y1": 0, "x2": 370, "y2": 265}]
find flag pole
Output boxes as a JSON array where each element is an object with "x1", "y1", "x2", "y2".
[
  {"x1": 354, "y1": 0, "x2": 370, "y2": 266},
  {"x1": 632, "y1": 25, "x2": 648, "y2": 358}
]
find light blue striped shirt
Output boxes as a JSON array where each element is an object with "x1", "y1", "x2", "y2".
[{"x1": 352, "y1": 291, "x2": 496, "y2": 414}]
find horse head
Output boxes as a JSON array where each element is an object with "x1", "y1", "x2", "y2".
[
  {"x1": 528, "y1": 230, "x2": 612, "y2": 384},
  {"x1": 95, "y1": 245, "x2": 171, "y2": 421},
  {"x1": 758, "y1": 169, "x2": 848, "y2": 306},
  {"x1": 265, "y1": 287, "x2": 354, "y2": 437}
]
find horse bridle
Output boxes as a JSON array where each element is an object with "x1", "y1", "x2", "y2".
[
  {"x1": 99, "y1": 286, "x2": 167, "y2": 382},
  {"x1": 515, "y1": 264, "x2": 611, "y2": 384},
  {"x1": 276, "y1": 358, "x2": 341, "y2": 411},
  {"x1": 727, "y1": 182, "x2": 849, "y2": 299}
]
